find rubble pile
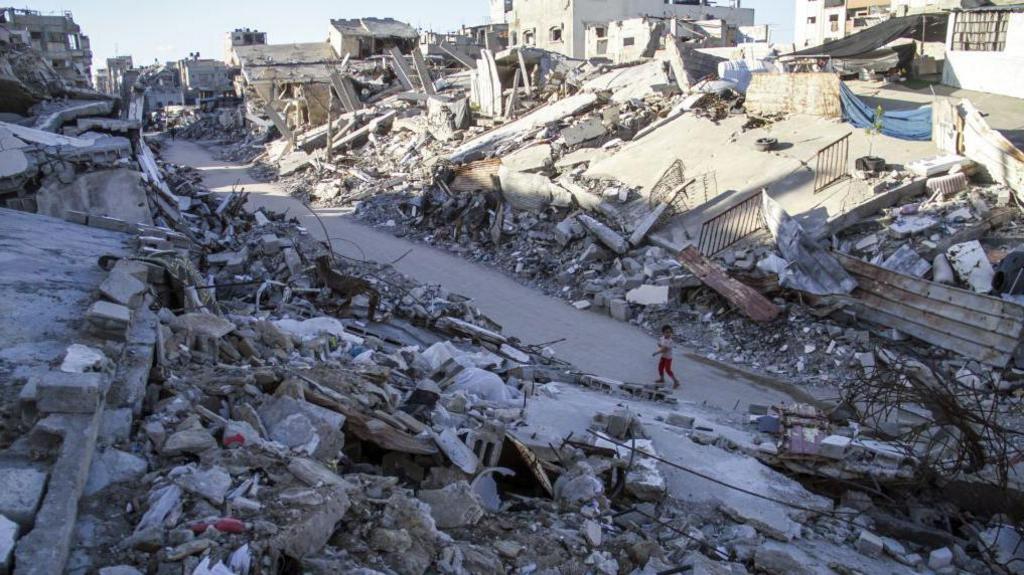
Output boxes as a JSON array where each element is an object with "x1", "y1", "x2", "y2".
[{"x1": 246, "y1": 46, "x2": 1024, "y2": 397}]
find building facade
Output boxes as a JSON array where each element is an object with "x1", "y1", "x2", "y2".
[
  {"x1": 329, "y1": 18, "x2": 419, "y2": 58},
  {"x1": 0, "y1": 7, "x2": 92, "y2": 87},
  {"x1": 178, "y1": 58, "x2": 234, "y2": 104},
  {"x1": 102, "y1": 56, "x2": 134, "y2": 97},
  {"x1": 795, "y1": 0, "x2": 891, "y2": 48},
  {"x1": 495, "y1": 0, "x2": 754, "y2": 59}
]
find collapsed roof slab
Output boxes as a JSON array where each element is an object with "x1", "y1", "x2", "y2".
[{"x1": 585, "y1": 112, "x2": 936, "y2": 250}]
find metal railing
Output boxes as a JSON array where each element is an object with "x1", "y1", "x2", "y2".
[
  {"x1": 697, "y1": 190, "x2": 766, "y2": 256},
  {"x1": 813, "y1": 132, "x2": 851, "y2": 194}
]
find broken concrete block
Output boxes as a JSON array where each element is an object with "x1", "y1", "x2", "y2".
[
  {"x1": 260, "y1": 233, "x2": 282, "y2": 255},
  {"x1": 0, "y1": 515, "x2": 17, "y2": 574},
  {"x1": 99, "y1": 270, "x2": 147, "y2": 307},
  {"x1": 85, "y1": 448, "x2": 147, "y2": 496},
  {"x1": 882, "y1": 245, "x2": 931, "y2": 278},
  {"x1": 609, "y1": 299, "x2": 631, "y2": 321},
  {"x1": 174, "y1": 466, "x2": 232, "y2": 504},
  {"x1": 932, "y1": 253, "x2": 955, "y2": 284},
  {"x1": 626, "y1": 285, "x2": 669, "y2": 306},
  {"x1": 169, "y1": 313, "x2": 236, "y2": 338},
  {"x1": 890, "y1": 215, "x2": 939, "y2": 239},
  {"x1": 947, "y1": 240, "x2": 995, "y2": 293},
  {"x1": 666, "y1": 413, "x2": 694, "y2": 429},
  {"x1": 270, "y1": 486, "x2": 350, "y2": 559},
  {"x1": 562, "y1": 117, "x2": 607, "y2": 146},
  {"x1": 59, "y1": 344, "x2": 108, "y2": 373},
  {"x1": 502, "y1": 143, "x2": 553, "y2": 174},
  {"x1": 259, "y1": 395, "x2": 345, "y2": 459},
  {"x1": 928, "y1": 547, "x2": 953, "y2": 570},
  {"x1": 34, "y1": 371, "x2": 105, "y2": 414},
  {"x1": 820, "y1": 435, "x2": 851, "y2": 459},
  {"x1": 161, "y1": 428, "x2": 217, "y2": 456},
  {"x1": 582, "y1": 520, "x2": 602, "y2": 547},
  {"x1": 98, "y1": 566, "x2": 144, "y2": 575},
  {"x1": 578, "y1": 215, "x2": 628, "y2": 255},
  {"x1": 572, "y1": 300, "x2": 592, "y2": 310},
  {"x1": 86, "y1": 300, "x2": 132, "y2": 336},
  {"x1": 417, "y1": 481, "x2": 485, "y2": 528},
  {"x1": 223, "y1": 420, "x2": 262, "y2": 448},
  {"x1": 0, "y1": 468, "x2": 47, "y2": 528},
  {"x1": 855, "y1": 352, "x2": 876, "y2": 377},
  {"x1": 857, "y1": 530, "x2": 884, "y2": 557}
]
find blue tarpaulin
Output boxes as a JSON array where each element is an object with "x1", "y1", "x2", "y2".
[{"x1": 840, "y1": 82, "x2": 932, "y2": 141}]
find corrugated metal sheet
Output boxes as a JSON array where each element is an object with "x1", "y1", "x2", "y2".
[
  {"x1": 835, "y1": 252, "x2": 1024, "y2": 368},
  {"x1": 450, "y1": 158, "x2": 501, "y2": 193}
]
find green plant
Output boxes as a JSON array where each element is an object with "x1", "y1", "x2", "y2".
[{"x1": 866, "y1": 105, "x2": 884, "y2": 157}]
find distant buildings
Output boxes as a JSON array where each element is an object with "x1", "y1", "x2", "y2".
[
  {"x1": 492, "y1": 0, "x2": 754, "y2": 59},
  {"x1": 0, "y1": 7, "x2": 92, "y2": 87},
  {"x1": 225, "y1": 28, "x2": 267, "y2": 66},
  {"x1": 794, "y1": 0, "x2": 892, "y2": 48},
  {"x1": 178, "y1": 57, "x2": 235, "y2": 104}
]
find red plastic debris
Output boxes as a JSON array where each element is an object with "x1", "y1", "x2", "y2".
[
  {"x1": 223, "y1": 433, "x2": 246, "y2": 447},
  {"x1": 190, "y1": 517, "x2": 246, "y2": 535}
]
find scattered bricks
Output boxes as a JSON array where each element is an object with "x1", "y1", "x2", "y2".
[
  {"x1": 820, "y1": 435, "x2": 852, "y2": 460},
  {"x1": 34, "y1": 372, "x2": 106, "y2": 414},
  {"x1": 609, "y1": 299, "x2": 631, "y2": 321},
  {"x1": 0, "y1": 468, "x2": 48, "y2": 528},
  {"x1": 64, "y1": 210, "x2": 89, "y2": 225},
  {"x1": 261, "y1": 233, "x2": 282, "y2": 255},
  {"x1": 0, "y1": 514, "x2": 17, "y2": 574},
  {"x1": 856, "y1": 530, "x2": 884, "y2": 558},
  {"x1": 99, "y1": 270, "x2": 147, "y2": 307},
  {"x1": 89, "y1": 215, "x2": 130, "y2": 233},
  {"x1": 667, "y1": 413, "x2": 695, "y2": 429},
  {"x1": 928, "y1": 547, "x2": 953, "y2": 570},
  {"x1": 86, "y1": 301, "x2": 132, "y2": 339}
]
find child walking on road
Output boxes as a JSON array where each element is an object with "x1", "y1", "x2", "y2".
[{"x1": 653, "y1": 325, "x2": 680, "y2": 388}]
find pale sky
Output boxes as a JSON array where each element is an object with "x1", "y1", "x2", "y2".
[{"x1": 17, "y1": 0, "x2": 794, "y2": 70}]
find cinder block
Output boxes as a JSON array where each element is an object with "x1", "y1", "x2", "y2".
[
  {"x1": 99, "y1": 270, "x2": 147, "y2": 307},
  {"x1": 64, "y1": 210, "x2": 89, "y2": 225},
  {"x1": 34, "y1": 371, "x2": 106, "y2": 414},
  {"x1": 820, "y1": 435, "x2": 852, "y2": 460}
]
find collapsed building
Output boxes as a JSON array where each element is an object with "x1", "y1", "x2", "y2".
[
  {"x1": 0, "y1": 7, "x2": 93, "y2": 89},
  {"x1": 2, "y1": 2, "x2": 1024, "y2": 575}
]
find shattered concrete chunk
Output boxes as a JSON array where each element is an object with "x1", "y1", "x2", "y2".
[
  {"x1": 161, "y1": 428, "x2": 217, "y2": 456},
  {"x1": 269, "y1": 486, "x2": 350, "y2": 559},
  {"x1": 947, "y1": 240, "x2": 995, "y2": 293},
  {"x1": 417, "y1": 481, "x2": 485, "y2": 529},
  {"x1": 85, "y1": 448, "x2": 147, "y2": 496},
  {"x1": 169, "y1": 313, "x2": 237, "y2": 338},
  {"x1": 173, "y1": 465, "x2": 232, "y2": 504},
  {"x1": 0, "y1": 468, "x2": 47, "y2": 528}
]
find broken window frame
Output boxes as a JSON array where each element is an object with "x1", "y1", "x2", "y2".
[
  {"x1": 549, "y1": 26, "x2": 563, "y2": 43},
  {"x1": 623, "y1": 37, "x2": 636, "y2": 47}
]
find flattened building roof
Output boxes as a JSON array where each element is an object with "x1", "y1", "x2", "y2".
[
  {"x1": 233, "y1": 42, "x2": 337, "y2": 84},
  {"x1": 329, "y1": 17, "x2": 418, "y2": 39}
]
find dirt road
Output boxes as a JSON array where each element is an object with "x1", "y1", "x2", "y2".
[{"x1": 163, "y1": 140, "x2": 812, "y2": 410}]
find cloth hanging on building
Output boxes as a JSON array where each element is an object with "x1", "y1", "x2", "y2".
[{"x1": 839, "y1": 82, "x2": 932, "y2": 141}]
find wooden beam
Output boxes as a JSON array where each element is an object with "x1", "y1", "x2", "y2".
[{"x1": 677, "y1": 245, "x2": 780, "y2": 322}]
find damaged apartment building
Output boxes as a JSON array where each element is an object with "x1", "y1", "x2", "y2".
[
  {"x1": 492, "y1": 0, "x2": 755, "y2": 58},
  {"x1": 7, "y1": 0, "x2": 1024, "y2": 574},
  {"x1": 0, "y1": 7, "x2": 92, "y2": 89}
]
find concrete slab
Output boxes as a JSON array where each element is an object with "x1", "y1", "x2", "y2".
[
  {"x1": 35, "y1": 168, "x2": 153, "y2": 226},
  {"x1": 0, "y1": 468, "x2": 47, "y2": 528},
  {"x1": 585, "y1": 112, "x2": 935, "y2": 249},
  {"x1": 0, "y1": 209, "x2": 128, "y2": 407}
]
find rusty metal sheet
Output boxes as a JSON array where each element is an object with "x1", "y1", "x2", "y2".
[
  {"x1": 835, "y1": 252, "x2": 1024, "y2": 368},
  {"x1": 451, "y1": 158, "x2": 502, "y2": 193},
  {"x1": 676, "y1": 245, "x2": 781, "y2": 322}
]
